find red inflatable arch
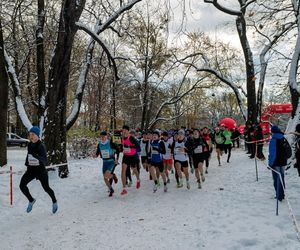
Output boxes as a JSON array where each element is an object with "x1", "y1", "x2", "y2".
[
  {"x1": 219, "y1": 118, "x2": 237, "y2": 130},
  {"x1": 261, "y1": 103, "x2": 292, "y2": 134}
]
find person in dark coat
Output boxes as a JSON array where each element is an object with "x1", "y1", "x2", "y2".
[
  {"x1": 293, "y1": 124, "x2": 300, "y2": 177},
  {"x1": 255, "y1": 124, "x2": 265, "y2": 160},
  {"x1": 268, "y1": 125, "x2": 286, "y2": 201}
]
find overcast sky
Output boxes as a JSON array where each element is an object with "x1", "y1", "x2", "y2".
[{"x1": 165, "y1": 0, "x2": 242, "y2": 48}]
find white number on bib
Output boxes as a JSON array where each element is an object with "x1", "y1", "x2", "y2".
[
  {"x1": 123, "y1": 147, "x2": 131, "y2": 153},
  {"x1": 152, "y1": 150, "x2": 159, "y2": 155},
  {"x1": 175, "y1": 148, "x2": 184, "y2": 154},
  {"x1": 28, "y1": 154, "x2": 39, "y2": 166},
  {"x1": 101, "y1": 150, "x2": 110, "y2": 159},
  {"x1": 194, "y1": 146, "x2": 203, "y2": 154}
]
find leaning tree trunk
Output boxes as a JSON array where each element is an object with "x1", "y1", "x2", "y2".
[
  {"x1": 286, "y1": 1, "x2": 300, "y2": 134},
  {"x1": 43, "y1": 0, "x2": 86, "y2": 178},
  {"x1": 0, "y1": 18, "x2": 8, "y2": 167}
]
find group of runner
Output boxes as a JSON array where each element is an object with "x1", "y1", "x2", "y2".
[
  {"x1": 18, "y1": 123, "x2": 238, "y2": 213},
  {"x1": 95, "y1": 124, "x2": 237, "y2": 197}
]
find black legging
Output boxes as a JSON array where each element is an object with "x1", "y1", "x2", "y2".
[
  {"x1": 224, "y1": 144, "x2": 232, "y2": 162},
  {"x1": 126, "y1": 165, "x2": 132, "y2": 184},
  {"x1": 20, "y1": 170, "x2": 57, "y2": 203},
  {"x1": 204, "y1": 152, "x2": 210, "y2": 168}
]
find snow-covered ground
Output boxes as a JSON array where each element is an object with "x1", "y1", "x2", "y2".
[{"x1": 1, "y1": 146, "x2": 300, "y2": 250}]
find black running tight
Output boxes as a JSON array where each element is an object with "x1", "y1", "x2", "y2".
[{"x1": 20, "y1": 170, "x2": 57, "y2": 203}]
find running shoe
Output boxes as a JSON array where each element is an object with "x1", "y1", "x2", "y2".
[
  {"x1": 52, "y1": 202, "x2": 58, "y2": 214},
  {"x1": 153, "y1": 184, "x2": 158, "y2": 193},
  {"x1": 198, "y1": 181, "x2": 202, "y2": 189},
  {"x1": 136, "y1": 180, "x2": 141, "y2": 189},
  {"x1": 109, "y1": 188, "x2": 114, "y2": 197},
  {"x1": 187, "y1": 181, "x2": 190, "y2": 190},
  {"x1": 167, "y1": 178, "x2": 170, "y2": 184},
  {"x1": 120, "y1": 189, "x2": 128, "y2": 195},
  {"x1": 201, "y1": 174, "x2": 205, "y2": 182},
  {"x1": 127, "y1": 181, "x2": 132, "y2": 187},
  {"x1": 177, "y1": 182, "x2": 183, "y2": 188},
  {"x1": 164, "y1": 185, "x2": 168, "y2": 192},
  {"x1": 26, "y1": 199, "x2": 36, "y2": 213}
]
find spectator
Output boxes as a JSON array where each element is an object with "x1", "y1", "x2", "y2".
[{"x1": 268, "y1": 125, "x2": 286, "y2": 201}]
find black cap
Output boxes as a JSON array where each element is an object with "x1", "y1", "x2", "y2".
[
  {"x1": 162, "y1": 131, "x2": 168, "y2": 137},
  {"x1": 122, "y1": 125, "x2": 130, "y2": 131},
  {"x1": 100, "y1": 131, "x2": 107, "y2": 136}
]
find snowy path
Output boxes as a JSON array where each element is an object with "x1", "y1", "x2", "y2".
[{"x1": 1, "y1": 148, "x2": 300, "y2": 250}]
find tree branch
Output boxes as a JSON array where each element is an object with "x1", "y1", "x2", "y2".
[
  {"x1": 76, "y1": 22, "x2": 120, "y2": 81},
  {"x1": 4, "y1": 49, "x2": 32, "y2": 130},
  {"x1": 204, "y1": 0, "x2": 242, "y2": 16},
  {"x1": 178, "y1": 58, "x2": 247, "y2": 121},
  {"x1": 98, "y1": 0, "x2": 142, "y2": 32}
]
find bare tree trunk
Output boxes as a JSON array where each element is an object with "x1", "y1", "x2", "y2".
[
  {"x1": 36, "y1": 0, "x2": 46, "y2": 120},
  {"x1": 204, "y1": 0, "x2": 256, "y2": 123},
  {"x1": 0, "y1": 18, "x2": 8, "y2": 167},
  {"x1": 110, "y1": 77, "x2": 117, "y2": 130},
  {"x1": 44, "y1": 0, "x2": 86, "y2": 178},
  {"x1": 236, "y1": 11, "x2": 257, "y2": 123}
]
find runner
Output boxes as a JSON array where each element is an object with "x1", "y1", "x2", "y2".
[
  {"x1": 126, "y1": 130, "x2": 141, "y2": 187},
  {"x1": 186, "y1": 130, "x2": 195, "y2": 174},
  {"x1": 107, "y1": 133, "x2": 119, "y2": 187},
  {"x1": 223, "y1": 126, "x2": 233, "y2": 163},
  {"x1": 202, "y1": 127, "x2": 212, "y2": 174},
  {"x1": 120, "y1": 125, "x2": 141, "y2": 195},
  {"x1": 214, "y1": 126, "x2": 226, "y2": 166},
  {"x1": 172, "y1": 131, "x2": 180, "y2": 185},
  {"x1": 19, "y1": 126, "x2": 58, "y2": 213},
  {"x1": 162, "y1": 131, "x2": 173, "y2": 183},
  {"x1": 140, "y1": 131, "x2": 151, "y2": 173},
  {"x1": 171, "y1": 129, "x2": 190, "y2": 189},
  {"x1": 95, "y1": 131, "x2": 120, "y2": 197},
  {"x1": 149, "y1": 131, "x2": 168, "y2": 192},
  {"x1": 187, "y1": 128, "x2": 209, "y2": 189}
]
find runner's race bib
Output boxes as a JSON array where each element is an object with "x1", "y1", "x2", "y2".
[
  {"x1": 216, "y1": 137, "x2": 224, "y2": 144},
  {"x1": 141, "y1": 146, "x2": 147, "y2": 156},
  {"x1": 101, "y1": 150, "x2": 110, "y2": 159},
  {"x1": 152, "y1": 149, "x2": 159, "y2": 155},
  {"x1": 175, "y1": 147, "x2": 184, "y2": 154},
  {"x1": 123, "y1": 147, "x2": 131, "y2": 153},
  {"x1": 165, "y1": 146, "x2": 171, "y2": 154},
  {"x1": 194, "y1": 146, "x2": 203, "y2": 154},
  {"x1": 28, "y1": 154, "x2": 39, "y2": 166}
]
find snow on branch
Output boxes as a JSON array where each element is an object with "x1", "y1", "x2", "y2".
[
  {"x1": 178, "y1": 58, "x2": 247, "y2": 121},
  {"x1": 148, "y1": 77, "x2": 207, "y2": 128},
  {"x1": 241, "y1": 0, "x2": 256, "y2": 11},
  {"x1": 98, "y1": 0, "x2": 142, "y2": 33},
  {"x1": 76, "y1": 22, "x2": 120, "y2": 81},
  {"x1": 257, "y1": 22, "x2": 295, "y2": 119},
  {"x1": 66, "y1": 21, "x2": 102, "y2": 130},
  {"x1": 4, "y1": 49, "x2": 32, "y2": 130},
  {"x1": 148, "y1": 104, "x2": 198, "y2": 129},
  {"x1": 204, "y1": 0, "x2": 242, "y2": 16}
]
